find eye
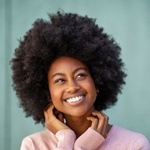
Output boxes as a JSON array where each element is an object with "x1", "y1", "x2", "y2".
[
  {"x1": 54, "y1": 78, "x2": 65, "y2": 84},
  {"x1": 77, "y1": 73, "x2": 87, "y2": 79}
]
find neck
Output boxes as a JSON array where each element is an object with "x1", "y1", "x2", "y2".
[
  {"x1": 65, "y1": 116, "x2": 91, "y2": 137},
  {"x1": 64, "y1": 107, "x2": 94, "y2": 137}
]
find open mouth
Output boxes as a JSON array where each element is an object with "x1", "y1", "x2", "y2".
[{"x1": 65, "y1": 95, "x2": 85, "y2": 103}]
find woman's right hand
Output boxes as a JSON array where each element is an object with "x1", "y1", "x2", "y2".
[{"x1": 44, "y1": 104, "x2": 70, "y2": 134}]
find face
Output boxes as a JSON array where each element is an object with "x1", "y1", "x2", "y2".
[{"x1": 48, "y1": 56, "x2": 97, "y2": 117}]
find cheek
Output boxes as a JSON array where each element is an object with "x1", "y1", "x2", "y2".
[
  {"x1": 85, "y1": 78, "x2": 96, "y2": 91},
  {"x1": 86, "y1": 80, "x2": 97, "y2": 99},
  {"x1": 49, "y1": 85, "x2": 55, "y2": 100},
  {"x1": 49, "y1": 86, "x2": 62, "y2": 103},
  {"x1": 49, "y1": 90, "x2": 59, "y2": 108}
]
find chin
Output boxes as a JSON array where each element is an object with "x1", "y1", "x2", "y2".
[{"x1": 65, "y1": 109, "x2": 91, "y2": 118}]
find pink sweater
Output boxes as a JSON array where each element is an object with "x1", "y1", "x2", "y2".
[{"x1": 21, "y1": 125, "x2": 150, "y2": 150}]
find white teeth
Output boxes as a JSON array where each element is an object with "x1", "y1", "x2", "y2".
[{"x1": 66, "y1": 95, "x2": 84, "y2": 103}]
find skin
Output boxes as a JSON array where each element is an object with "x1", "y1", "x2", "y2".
[{"x1": 44, "y1": 56, "x2": 110, "y2": 138}]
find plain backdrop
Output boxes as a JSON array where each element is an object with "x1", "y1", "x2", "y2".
[{"x1": 0, "y1": 0, "x2": 150, "y2": 149}]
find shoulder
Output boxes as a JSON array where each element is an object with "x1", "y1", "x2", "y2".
[
  {"x1": 21, "y1": 129, "x2": 76, "y2": 150},
  {"x1": 107, "y1": 125, "x2": 150, "y2": 149},
  {"x1": 23, "y1": 129, "x2": 55, "y2": 140},
  {"x1": 110, "y1": 125, "x2": 148, "y2": 139},
  {"x1": 21, "y1": 129, "x2": 57, "y2": 149}
]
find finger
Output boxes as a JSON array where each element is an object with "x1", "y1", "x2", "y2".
[
  {"x1": 92, "y1": 111, "x2": 105, "y2": 118},
  {"x1": 44, "y1": 110, "x2": 49, "y2": 128},
  {"x1": 99, "y1": 112, "x2": 109, "y2": 129},
  {"x1": 92, "y1": 111, "x2": 108, "y2": 125},
  {"x1": 46, "y1": 104, "x2": 55, "y2": 113},
  {"x1": 92, "y1": 111, "x2": 108, "y2": 134},
  {"x1": 44, "y1": 103, "x2": 51, "y2": 111},
  {"x1": 97, "y1": 114, "x2": 108, "y2": 131},
  {"x1": 44, "y1": 110, "x2": 48, "y2": 120},
  {"x1": 101, "y1": 114, "x2": 109, "y2": 137},
  {"x1": 87, "y1": 116, "x2": 98, "y2": 129},
  {"x1": 92, "y1": 111, "x2": 105, "y2": 128},
  {"x1": 44, "y1": 104, "x2": 55, "y2": 120},
  {"x1": 44, "y1": 107, "x2": 51, "y2": 120}
]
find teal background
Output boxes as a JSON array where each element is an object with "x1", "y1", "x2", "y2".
[{"x1": 0, "y1": 0, "x2": 150, "y2": 149}]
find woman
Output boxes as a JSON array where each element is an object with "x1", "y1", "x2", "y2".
[{"x1": 11, "y1": 12, "x2": 150, "y2": 149}]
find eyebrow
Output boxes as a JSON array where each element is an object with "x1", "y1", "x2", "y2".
[{"x1": 51, "y1": 67, "x2": 87, "y2": 79}]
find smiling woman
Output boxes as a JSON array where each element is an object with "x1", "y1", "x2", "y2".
[{"x1": 11, "y1": 12, "x2": 150, "y2": 149}]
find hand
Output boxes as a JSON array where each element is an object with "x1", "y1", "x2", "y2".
[
  {"x1": 87, "y1": 111, "x2": 109, "y2": 138},
  {"x1": 44, "y1": 104, "x2": 70, "y2": 134}
]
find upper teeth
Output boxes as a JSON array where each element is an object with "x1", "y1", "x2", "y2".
[{"x1": 66, "y1": 95, "x2": 84, "y2": 103}]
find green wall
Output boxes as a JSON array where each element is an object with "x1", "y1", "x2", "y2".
[{"x1": 0, "y1": 0, "x2": 150, "y2": 149}]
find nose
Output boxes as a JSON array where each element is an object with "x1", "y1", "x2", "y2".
[{"x1": 65, "y1": 80, "x2": 80, "y2": 93}]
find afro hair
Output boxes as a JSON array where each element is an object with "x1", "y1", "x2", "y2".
[{"x1": 11, "y1": 11, "x2": 126, "y2": 124}]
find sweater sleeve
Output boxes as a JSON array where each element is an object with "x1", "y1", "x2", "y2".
[
  {"x1": 20, "y1": 137, "x2": 34, "y2": 150},
  {"x1": 74, "y1": 128, "x2": 105, "y2": 150},
  {"x1": 132, "y1": 135, "x2": 150, "y2": 150},
  {"x1": 55, "y1": 129, "x2": 76, "y2": 150},
  {"x1": 20, "y1": 129, "x2": 76, "y2": 150}
]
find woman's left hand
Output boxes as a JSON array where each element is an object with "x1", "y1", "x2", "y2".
[
  {"x1": 44, "y1": 104, "x2": 70, "y2": 134},
  {"x1": 87, "y1": 111, "x2": 109, "y2": 138}
]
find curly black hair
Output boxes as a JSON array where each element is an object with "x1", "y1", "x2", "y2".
[{"x1": 11, "y1": 11, "x2": 126, "y2": 124}]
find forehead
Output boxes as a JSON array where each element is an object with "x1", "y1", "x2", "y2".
[{"x1": 48, "y1": 56, "x2": 88, "y2": 74}]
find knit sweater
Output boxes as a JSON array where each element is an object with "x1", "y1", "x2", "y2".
[{"x1": 20, "y1": 125, "x2": 150, "y2": 150}]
